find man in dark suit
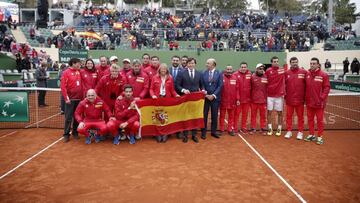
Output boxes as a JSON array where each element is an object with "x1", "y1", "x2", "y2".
[
  {"x1": 175, "y1": 57, "x2": 203, "y2": 143},
  {"x1": 169, "y1": 55, "x2": 184, "y2": 139},
  {"x1": 201, "y1": 58, "x2": 223, "y2": 139}
]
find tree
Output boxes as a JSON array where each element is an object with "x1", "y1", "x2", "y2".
[
  {"x1": 259, "y1": 0, "x2": 303, "y2": 12},
  {"x1": 334, "y1": 0, "x2": 358, "y2": 24}
]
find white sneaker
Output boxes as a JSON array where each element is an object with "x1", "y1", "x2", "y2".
[
  {"x1": 120, "y1": 135, "x2": 127, "y2": 141},
  {"x1": 296, "y1": 132, "x2": 303, "y2": 140},
  {"x1": 284, "y1": 131, "x2": 292, "y2": 139},
  {"x1": 135, "y1": 134, "x2": 142, "y2": 140}
]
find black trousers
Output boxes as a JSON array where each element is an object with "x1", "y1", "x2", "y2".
[
  {"x1": 202, "y1": 99, "x2": 219, "y2": 134},
  {"x1": 63, "y1": 100, "x2": 80, "y2": 137},
  {"x1": 38, "y1": 90, "x2": 46, "y2": 105},
  {"x1": 60, "y1": 95, "x2": 65, "y2": 111}
]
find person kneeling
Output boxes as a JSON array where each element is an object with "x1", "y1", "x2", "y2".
[
  {"x1": 75, "y1": 89, "x2": 115, "y2": 144},
  {"x1": 107, "y1": 85, "x2": 140, "y2": 145}
]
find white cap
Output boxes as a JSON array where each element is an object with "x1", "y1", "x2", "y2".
[
  {"x1": 122, "y1": 58, "x2": 131, "y2": 63},
  {"x1": 109, "y1": 56, "x2": 118, "y2": 62},
  {"x1": 256, "y1": 63, "x2": 264, "y2": 69}
]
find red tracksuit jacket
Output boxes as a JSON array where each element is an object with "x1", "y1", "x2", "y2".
[
  {"x1": 96, "y1": 64, "x2": 110, "y2": 80},
  {"x1": 144, "y1": 66, "x2": 159, "y2": 82},
  {"x1": 75, "y1": 97, "x2": 112, "y2": 122},
  {"x1": 126, "y1": 70, "x2": 150, "y2": 99},
  {"x1": 220, "y1": 73, "x2": 237, "y2": 109},
  {"x1": 305, "y1": 68, "x2": 331, "y2": 109},
  {"x1": 150, "y1": 75, "x2": 177, "y2": 98},
  {"x1": 285, "y1": 67, "x2": 307, "y2": 106},
  {"x1": 60, "y1": 67, "x2": 83, "y2": 101},
  {"x1": 251, "y1": 74, "x2": 268, "y2": 104},
  {"x1": 81, "y1": 68, "x2": 99, "y2": 97},
  {"x1": 234, "y1": 70, "x2": 252, "y2": 103},
  {"x1": 115, "y1": 97, "x2": 139, "y2": 123},
  {"x1": 95, "y1": 74, "x2": 127, "y2": 109},
  {"x1": 265, "y1": 66, "x2": 285, "y2": 97}
]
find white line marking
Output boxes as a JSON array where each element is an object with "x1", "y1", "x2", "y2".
[
  {"x1": 224, "y1": 119, "x2": 306, "y2": 203},
  {"x1": 327, "y1": 103, "x2": 360, "y2": 113},
  {"x1": 25, "y1": 112, "x2": 61, "y2": 128},
  {"x1": 324, "y1": 111, "x2": 360, "y2": 124},
  {"x1": 0, "y1": 137, "x2": 63, "y2": 180},
  {"x1": 238, "y1": 133, "x2": 307, "y2": 203},
  {"x1": 0, "y1": 131, "x2": 17, "y2": 139}
]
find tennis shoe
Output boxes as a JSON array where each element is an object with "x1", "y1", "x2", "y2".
[
  {"x1": 85, "y1": 136, "x2": 91, "y2": 144},
  {"x1": 267, "y1": 128, "x2": 273, "y2": 136},
  {"x1": 304, "y1": 135, "x2": 316, "y2": 142},
  {"x1": 129, "y1": 135, "x2": 136, "y2": 145},
  {"x1": 284, "y1": 131, "x2": 292, "y2": 139},
  {"x1": 275, "y1": 129, "x2": 282, "y2": 137},
  {"x1": 296, "y1": 132, "x2": 303, "y2": 140},
  {"x1": 113, "y1": 135, "x2": 120, "y2": 145},
  {"x1": 316, "y1": 137, "x2": 324, "y2": 145}
]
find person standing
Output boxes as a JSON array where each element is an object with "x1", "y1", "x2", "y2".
[
  {"x1": 234, "y1": 62, "x2": 252, "y2": 134},
  {"x1": 35, "y1": 61, "x2": 49, "y2": 107},
  {"x1": 265, "y1": 56, "x2": 285, "y2": 136},
  {"x1": 324, "y1": 59, "x2": 331, "y2": 72},
  {"x1": 250, "y1": 64, "x2": 267, "y2": 135},
  {"x1": 169, "y1": 55, "x2": 183, "y2": 86},
  {"x1": 219, "y1": 65, "x2": 237, "y2": 136},
  {"x1": 343, "y1": 57, "x2": 350, "y2": 77},
  {"x1": 141, "y1": 53, "x2": 151, "y2": 70},
  {"x1": 351, "y1": 58, "x2": 359, "y2": 75},
  {"x1": 60, "y1": 58, "x2": 83, "y2": 142},
  {"x1": 144, "y1": 56, "x2": 160, "y2": 82},
  {"x1": 81, "y1": 59, "x2": 98, "y2": 98},
  {"x1": 96, "y1": 56, "x2": 110, "y2": 79},
  {"x1": 150, "y1": 63, "x2": 180, "y2": 143},
  {"x1": 304, "y1": 58, "x2": 330, "y2": 145},
  {"x1": 175, "y1": 57, "x2": 203, "y2": 143},
  {"x1": 75, "y1": 89, "x2": 114, "y2": 144},
  {"x1": 201, "y1": 58, "x2": 223, "y2": 139},
  {"x1": 284, "y1": 57, "x2": 307, "y2": 140},
  {"x1": 126, "y1": 59, "x2": 150, "y2": 99}
]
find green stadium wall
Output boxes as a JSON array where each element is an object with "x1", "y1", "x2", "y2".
[{"x1": 89, "y1": 50, "x2": 286, "y2": 72}]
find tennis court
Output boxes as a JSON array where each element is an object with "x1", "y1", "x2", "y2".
[{"x1": 0, "y1": 88, "x2": 359, "y2": 202}]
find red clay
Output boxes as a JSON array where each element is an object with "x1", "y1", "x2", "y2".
[{"x1": 0, "y1": 129, "x2": 359, "y2": 202}]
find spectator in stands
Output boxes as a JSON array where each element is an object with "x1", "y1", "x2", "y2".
[
  {"x1": 52, "y1": 61, "x2": 59, "y2": 71},
  {"x1": 324, "y1": 59, "x2": 331, "y2": 71},
  {"x1": 15, "y1": 53, "x2": 22, "y2": 73},
  {"x1": 75, "y1": 89, "x2": 114, "y2": 144},
  {"x1": 304, "y1": 57, "x2": 330, "y2": 145},
  {"x1": 343, "y1": 57, "x2": 350, "y2": 77},
  {"x1": 351, "y1": 58, "x2": 360, "y2": 75},
  {"x1": 35, "y1": 62, "x2": 49, "y2": 107},
  {"x1": 60, "y1": 58, "x2": 83, "y2": 143}
]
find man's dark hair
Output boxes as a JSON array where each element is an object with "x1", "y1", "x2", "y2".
[
  {"x1": 172, "y1": 55, "x2": 180, "y2": 60},
  {"x1": 187, "y1": 57, "x2": 197, "y2": 64},
  {"x1": 124, "y1": 84, "x2": 133, "y2": 91},
  {"x1": 68, "y1": 58, "x2": 81, "y2": 66},
  {"x1": 182, "y1": 55, "x2": 188, "y2": 59},
  {"x1": 290, "y1": 57, "x2": 298, "y2": 63},
  {"x1": 311, "y1": 57, "x2": 320, "y2": 64},
  {"x1": 271, "y1": 56, "x2": 279, "y2": 63},
  {"x1": 142, "y1": 53, "x2": 150, "y2": 58},
  {"x1": 151, "y1": 55, "x2": 159, "y2": 60},
  {"x1": 240, "y1": 61, "x2": 248, "y2": 66}
]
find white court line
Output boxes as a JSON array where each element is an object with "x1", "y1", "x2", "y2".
[
  {"x1": 0, "y1": 137, "x2": 63, "y2": 180},
  {"x1": 224, "y1": 119, "x2": 306, "y2": 202},
  {"x1": 0, "y1": 131, "x2": 18, "y2": 139},
  {"x1": 238, "y1": 133, "x2": 307, "y2": 203},
  {"x1": 327, "y1": 103, "x2": 360, "y2": 113},
  {"x1": 325, "y1": 111, "x2": 360, "y2": 124},
  {"x1": 25, "y1": 112, "x2": 61, "y2": 128}
]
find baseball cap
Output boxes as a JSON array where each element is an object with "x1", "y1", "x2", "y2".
[
  {"x1": 122, "y1": 58, "x2": 131, "y2": 63},
  {"x1": 109, "y1": 56, "x2": 118, "y2": 62},
  {"x1": 256, "y1": 63, "x2": 264, "y2": 69}
]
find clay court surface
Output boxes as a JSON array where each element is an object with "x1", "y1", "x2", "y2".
[{"x1": 0, "y1": 129, "x2": 359, "y2": 202}]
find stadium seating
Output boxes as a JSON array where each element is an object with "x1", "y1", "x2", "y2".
[{"x1": 344, "y1": 75, "x2": 360, "y2": 83}]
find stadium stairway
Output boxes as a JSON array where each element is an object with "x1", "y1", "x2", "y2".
[{"x1": 11, "y1": 28, "x2": 28, "y2": 45}]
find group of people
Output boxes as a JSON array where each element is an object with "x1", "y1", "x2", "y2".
[{"x1": 60, "y1": 54, "x2": 330, "y2": 146}]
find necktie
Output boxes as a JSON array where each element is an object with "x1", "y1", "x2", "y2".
[
  {"x1": 173, "y1": 68, "x2": 177, "y2": 79},
  {"x1": 190, "y1": 70, "x2": 194, "y2": 79},
  {"x1": 209, "y1": 71, "x2": 213, "y2": 81}
]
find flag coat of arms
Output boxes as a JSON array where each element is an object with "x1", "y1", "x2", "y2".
[{"x1": 136, "y1": 92, "x2": 205, "y2": 136}]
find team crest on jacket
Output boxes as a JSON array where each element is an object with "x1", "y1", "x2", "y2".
[{"x1": 152, "y1": 109, "x2": 168, "y2": 126}]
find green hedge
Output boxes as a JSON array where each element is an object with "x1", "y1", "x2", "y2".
[{"x1": 0, "y1": 53, "x2": 16, "y2": 70}]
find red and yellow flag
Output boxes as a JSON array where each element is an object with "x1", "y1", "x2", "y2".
[
  {"x1": 136, "y1": 92, "x2": 205, "y2": 136},
  {"x1": 113, "y1": 22, "x2": 123, "y2": 30}
]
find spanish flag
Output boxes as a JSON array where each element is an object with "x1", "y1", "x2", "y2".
[
  {"x1": 136, "y1": 92, "x2": 205, "y2": 136},
  {"x1": 113, "y1": 22, "x2": 123, "y2": 30}
]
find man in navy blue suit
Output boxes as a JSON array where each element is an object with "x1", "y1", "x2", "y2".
[
  {"x1": 201, "y1": 58, "x2": 223, "y2": 139},
  {"x1": 175, "y1": 57, "x2": 203, "y2": 143},
  {"x1": 169, "y1": 55, "x2": 184, "y2": 139}
]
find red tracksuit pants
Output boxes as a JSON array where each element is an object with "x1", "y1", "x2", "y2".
[
  {"x1": 107, "y1": 119, "x2": 140, "y2": 136},
  {"x1": 251, "y1": 103, "x2": 266, "y2": 129},
  {"x1": 77, "y1": 121, "x2": 108, "y2": 137},
  {"x1": 286, "y1": 104, "x2": 304, "y2": 132},
  {"x1": 219, "y1": 108, "x2": 235, "y2": 132},
  {"x1": 234, "y1": 103, "x2": 250, "y2": 131},
  {"x1": 306, "y1": 106, "x2": 325, "y2": 136}
]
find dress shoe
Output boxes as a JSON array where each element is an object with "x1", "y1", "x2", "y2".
[
  {"x1": 229, "y1": 130, "x2": 235, "y2": 136},
  {"x1": 155, "y1": 136, "x2": 162, "y2": 143},
  {"x1": 73, "y1": 134, "x2": 80, "y2": 140},
  {"x1": 201, "y1": 134, "x2": 206, "y2": 139},
  {"x1": 211, "y1": 133, "x2": 220, "y2": 139},
  {"x1": 176, "y1": 132, "x2": 182, "y2": 139},
  {"x1": 63, "y1": 135, "x2": 70, "y2": 143},
  {"x1": 182, "y1": 136, "x2": 188, "y2": 143},
  {"x1": 192, "y1": 136, "x2": 199, "y2": 143}
]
